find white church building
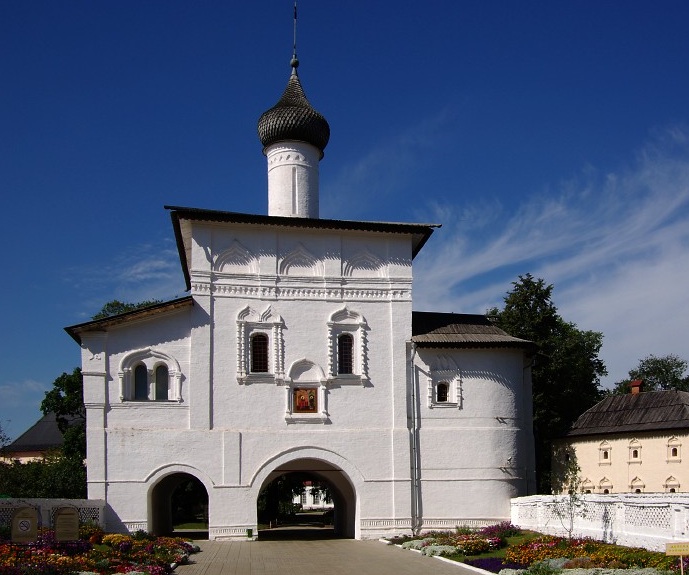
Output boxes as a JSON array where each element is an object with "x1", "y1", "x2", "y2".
[{"x1": 66, "y1": 50, "x2": 536, "y2": 540}]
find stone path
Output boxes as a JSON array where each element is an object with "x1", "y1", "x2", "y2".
[{"x1": 176, "y1": 537, "x2": 480, "y2": 575}]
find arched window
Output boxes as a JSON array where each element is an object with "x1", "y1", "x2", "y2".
[
  {"x1": 251, "y1": 333, "x2": 269, "y2": 373},
  {"x1": 668, "y1": 437, "x2": 681, "y2": 461},
  {"x1": 599, "y1": 477, "x2": 613, "y2": 494},
  {"x1": 155, "y1": 364, "x2": 169, "y2": 400},
  {"x1": 134, "y1": 364, "x2": 148, "y2": 400},
  {"x1": 436, "y1": 382, "x2": 449, "y2": 403},
  {"x1": 630, "y1": 476, "x2": 645, "y2": 493},
  {"x1": 119, "y1": 348, "x2": 182, "y2": 402},
  {"x1": 327, "y1": 307, "x2": 368, "y2": 383},
  {"x1": 629, "y1": 439, "x2": 642, "y2": 462},
  {"x1": 337, "y1": 334, "x2": 353, "y2": 375}
]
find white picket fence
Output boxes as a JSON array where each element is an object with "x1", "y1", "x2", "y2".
[{"x1": 512, "y1": 493, "x2": 689, "y2": 552}]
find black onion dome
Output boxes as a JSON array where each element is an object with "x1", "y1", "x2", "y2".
[{"x1": 258, "y1": 68, "x2": 330, "y2": 156}]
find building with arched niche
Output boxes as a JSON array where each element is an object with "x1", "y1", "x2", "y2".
[{"x1": 66, "y1": 51, "x2": 536, "y2": 540}]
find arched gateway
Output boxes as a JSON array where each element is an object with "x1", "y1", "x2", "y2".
[
  {"x1": 149, "y1": 470, "x2": 209, "y2": 536},
  {"x1": 251, "y1": 450, "x2": 360, "y2": 539}
]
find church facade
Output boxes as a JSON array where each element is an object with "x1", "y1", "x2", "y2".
[{"x1": 67, "y1": 54, "x2": 536, "y2": 540}]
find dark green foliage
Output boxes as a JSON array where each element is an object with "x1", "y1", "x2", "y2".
[
  {"x1": 171, "y1": 477, "x2": 208, "y2": 526},
  {"x1": 91, "y1": 299, "x2": 164, "y2": 320},
  {"x1": 489, "y1": 274, "x2": 606, "y2": 493},
  {"x1": 0, "y1": 422, "x2": 9, "y2": 451},
  {"x1": 611, "y1": 353, "x2": 689, "y2": 394},
  {"x1": 0, "y1": 456, "x2": 86, "y2": 498},
  {"x1": 40, "y1": 368, "x2": 86, "y2": 460}
]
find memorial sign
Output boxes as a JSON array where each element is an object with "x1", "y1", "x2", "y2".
[{"x1": 54, "y1": 507, "x2": 80, "y2": 541}]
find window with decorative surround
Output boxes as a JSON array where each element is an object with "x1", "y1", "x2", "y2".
[
  {"x1": 665, "y1": 476, "x2": 680, "y2": 492},
  {"x1": 628, "y1": 439, "x2": 642, "y2": 463},
  {"x1": 237, "y1": 305, "x2": 284, "y2": 384},
  {"x1": 667, "y1": 437, "x2": 681, "y2": 462},
  {"x1": 118, "y1": 348, "x2": 182, "y2": 402},
  {"x1": 598, "y1": 477, "x2": 613, "y2": 494},
  {"x1": 630, "y1": 476, "x2": 644, "y2": 493},
  {"x1": 425, "y1": 355, "x2": 461, "y2": 408},
  {"x1": 599, "y1": 441, "x2": 611, "y2": 465},
  {"x1": 327, "y1": 307, "x2": 368, "y2": 384}
]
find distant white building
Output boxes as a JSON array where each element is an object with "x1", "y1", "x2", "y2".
[
  {"x1": 66, "y1": 51, "x2": 536, "y2": 540},
  {"x1": 293, "y1": 482, "x2": 334, "y2": 511}
]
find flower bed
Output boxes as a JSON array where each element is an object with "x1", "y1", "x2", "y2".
[
  {"x1": 390, "y1": 523, "x2": 684, "y2": 574},
  {"x1": 0, "y1": 526, "x2": 198, "y2": 575}
]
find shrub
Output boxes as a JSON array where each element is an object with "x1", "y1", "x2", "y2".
[
  {"x1": 480, "y1": 522, "x2": 522, "y2": 539},
  {"x1": 422, "y1": 545, "x2": 460, "y2": 557}
]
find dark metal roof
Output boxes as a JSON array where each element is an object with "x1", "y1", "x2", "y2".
[
  {"x1": 257, "y1": 68, "x2": 330, "y2": 156},
  {"x1": 567, "y1": 390, "x2": 689, "y2": 437},
  {"x1": 65, "y1": 296, "x2": 194, "y2": 344},
  {"x1": 411, "y1": 311, "x2": 535, "y2": 350},
  {"x1": 166, "y1": 206, "x2": 439, "y2": 291},
  {"x1": 2, "y1": 413, "x2": 78, "y2": 455}
]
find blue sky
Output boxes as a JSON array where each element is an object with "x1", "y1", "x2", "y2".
[{"x1": 2, "y1": 1, "x2": 689, "y2": 440}]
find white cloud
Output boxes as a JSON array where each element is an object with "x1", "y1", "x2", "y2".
[
  {"x1": 64, "y1": 238, "x2": 185, "y2": 319},
  {"x1": 413, "y1": 126, "x2": 689, "y2": 386}
]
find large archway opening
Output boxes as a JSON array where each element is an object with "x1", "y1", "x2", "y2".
[
  {"x1": 256, "y1": 458, "x2": 356, "y2": 539},
  {"x1": 149, "y1": 472, "x2": 208, "y2": 537}
]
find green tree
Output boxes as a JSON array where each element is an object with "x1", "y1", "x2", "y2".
[
  {"x1": 489, "y1": 274, "x2": 606, "y2": 493},
  {"x1": 0, "y1": 455, "x2": 86, "y2": 498},
  {"x1": 611, "y1": 354, "x2": 689, "y2": 394},
  {"x1": 91, "y1": 299, "x2": 163, "y2": 320},
  {"x1": 40, "y1": 368, "x2": 86, "y2": 460},
  {"x1": 0, "y1": 421, "x2": 9, "y2": 451}
]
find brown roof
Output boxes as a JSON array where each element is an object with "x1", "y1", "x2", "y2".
[
  {"x1": 567, "y1": 390, "x2": 689, "y2": 437},
  {"x1": 411, "y1": 311, "x2": 535, "y2": 350},
  {"x1": 65, "y1": 296, "x2": 194, "y2": 344},
  {"x1": 166, "y1": 206, "x2": 439, "y2": 291}
]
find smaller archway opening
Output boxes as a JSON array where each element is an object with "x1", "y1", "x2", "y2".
[
  {"x1": 256, "y1": 458, "x2": 356, "y2": 540},
  {"x1": 150, "y1": 472, "x2": 208, "y2": 538},
  {"x1": 258, "y1": 472, "x2": 336, "y2": 539}
]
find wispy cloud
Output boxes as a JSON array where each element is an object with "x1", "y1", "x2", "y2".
[
  {"x1": 64, "y1": 238, "x2": 185, "y2": 319},
  {"x1": 413, "y1": 126, "x2": 689, "y2": 385},
  {"x1": 321, "y1": 108, "x2": 456, "y2": 220}
]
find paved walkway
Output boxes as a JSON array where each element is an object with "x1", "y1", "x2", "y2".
[{"x1": 176, "y1": 537, "x2": 479, "y2": 575}]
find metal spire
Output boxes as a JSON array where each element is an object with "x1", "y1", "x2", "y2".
[{"x1": 290, "y1": 2, "x2": 299, "y2": 73}]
